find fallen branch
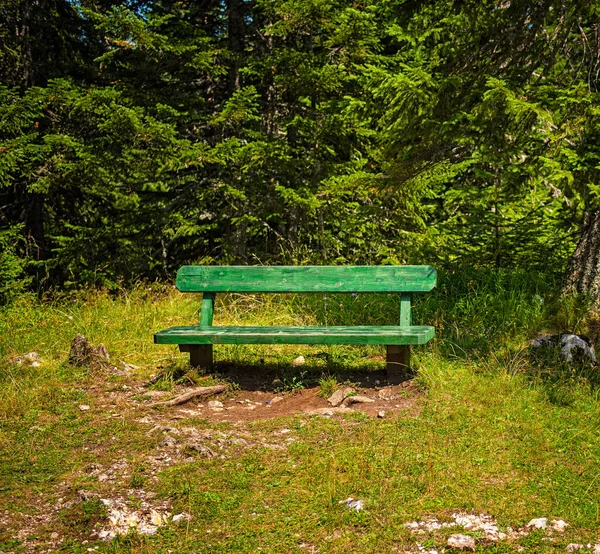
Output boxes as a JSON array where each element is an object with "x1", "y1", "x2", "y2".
[{"x1": 150, "y1": 385, "x2": 228, "y2": 407}]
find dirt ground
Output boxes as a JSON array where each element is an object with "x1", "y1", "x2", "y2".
[{"x1": 142, "y1": 364, "x2": 422, "y2": 422}]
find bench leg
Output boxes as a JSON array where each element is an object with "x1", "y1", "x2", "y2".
[
  {"x1": 386, "y1": 345, "x2": 412, "y2": 383},
  {"x1": 179, "y1": 344, "x2": 213, "y2": 370}
]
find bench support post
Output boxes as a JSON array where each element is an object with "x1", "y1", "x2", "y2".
[
  {"x1": 386, "y1": 345, "x2": 412, "y2": 383},
  {"x1": 179, "y1": 344, "x2": 213, "y2": 370}
]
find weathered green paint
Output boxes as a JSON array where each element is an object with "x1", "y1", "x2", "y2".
[
  {"x1": 158, "y1": 265, "x2": 437, "y2": 371},
  {"x1": 199, "y1": 292, "x2": 215, "y2": 326},
  {"x1": 176, "y1": 265, "x2": 436, "y2": 293},
  {"x1": 400, "y1": 293, "x2": 412, "y2": 326},
  {"x1": 155, "y1": 325, "x2": 435, "y2": 345}
]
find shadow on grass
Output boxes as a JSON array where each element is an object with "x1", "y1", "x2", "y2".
[{"x1": 148, "y1": 357, "x2": 413, "y2": 393}]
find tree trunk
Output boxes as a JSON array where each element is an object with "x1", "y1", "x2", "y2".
[
  {"x1": 563, "y1": 209, "x2": 600, "y2": 298},
  {"x1": 227, "y1": 0, "x2": 244, "y2": 94}
]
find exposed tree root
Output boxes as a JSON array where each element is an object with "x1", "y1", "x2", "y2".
[{"x1": 150, "y1": 385, "x2": 228, "y2": 407}]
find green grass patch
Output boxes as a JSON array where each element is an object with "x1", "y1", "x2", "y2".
[{"x1": 1, "y1": 272, "x2": 600, "y2": 552}]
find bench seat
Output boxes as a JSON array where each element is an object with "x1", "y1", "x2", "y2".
[
  {"x1": 155, "y1": 325, "x2": 435, "y2": 345},
  {"x1": 154, "y1": 265, "x2": 437, "y2": 381}
]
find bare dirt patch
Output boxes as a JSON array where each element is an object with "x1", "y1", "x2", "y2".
[{"x1": 142, "y1": 378, "x2": 421, "y2": 423}]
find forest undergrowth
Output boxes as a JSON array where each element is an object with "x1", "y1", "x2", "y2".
[{"x1": 1, "y1": 270, "x2": 600, "y2": 553}]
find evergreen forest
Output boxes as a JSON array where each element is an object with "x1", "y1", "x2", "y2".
[{"x1": 2, "y1": 0, "x2": 600, "y2": 296}]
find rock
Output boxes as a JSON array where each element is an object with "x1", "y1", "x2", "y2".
[
  {"x1": 150, "y1": 509, "x2": 169, "y2": 526},
  {"x1": 292, "y1": 355, "x2": 305, "y2": 367},
  {"x1": 50, "y1": 532, "x2": 59, "y2": 540},
  {"x1": 187, "y1": 443, "x2": 217, "y2": 458},
  {"x1": 79, "y1": 404, "x2": 90, "y2": 411},
  {"x1": 447, "y1": 534, "x2": 476, "y2": 551},
  {"x1": 327, "y1": 387, "x2": 354, "y2": 407},
  {"x1": 566, "y1": 544, "x2": 584, "y2": 553},
  {"x1": 160, "y1": 435, "x2": 178, "y2": 447},
  {"x1": 172, "y1": 513, "x2": 191, "y2": 523},
  {"x1": 69, "y1": 334, "x2": 92, "y2": 366},
  {"x1": 208, "y1": 400, "x2": 224, "y2": 410},
  {"x1": 377, "y1": 411, "x2": 385, "y2": 418},
  {"x1": 551, "y1": 519, "x2": 568, "y2": 532},
  {"x1": 77, "y1": 489, "x2": 98, "y2": 501},
  {"x1": 526, "y1": 517, "x2": 548, "y2": 530},
  {"x1": 531, "y1": 334, "x2": 596, "y2": 366},
  {"x1": 24, "y1": 352, "x2": 42, "y2": 364},
  {"x1": 10, "y1": 351, "x2": 43, "y2": 366},
  {"x1": 270, "y1": 396, "x2": 284, "y2": 404},
  {"x1": 69, "y1": 334, "x2": 111, "y2": 369},
  {"x1": 95, "y1": 343, "x2": 110, "y2": 360},
  {"x1": 593, "y1": 545, "x2": 600, "y2": 554},
  {"x1": 343, "y1": 395, "x2": 375, "y2": 406},
  {"x1": 339, "y1": 497, "x2": 364, "y2": 511},
  {"x1": 378, "y1": 388, "x2": 394, "y2": 400}
]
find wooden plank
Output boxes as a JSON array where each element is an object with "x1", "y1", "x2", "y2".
[
  {"x1": 155, "y1": 325, "x2": 435, "y2": 345},
  {"x1": 190, "y1": 345, "x2": 213, "y2": 369},
  {"x1": 400, "y1": 293, "x2": 412, "y2": 326},
  {"x1": 176, "y1": 265, "x2": 436, "y2": 293},
  {"x1": 199, "y1": 292, "x2": 215, "y2": 326},
  {"x1": 179, "y1": 344, "x2": 213, "y2": 369},
  {"x1": 386, "y1": 345, "x2": 412, "y2": 383}
]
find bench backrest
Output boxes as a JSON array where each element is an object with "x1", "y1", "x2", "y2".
[{"x1": 176, "y1": 265, "x2": 436, "y2": 293}]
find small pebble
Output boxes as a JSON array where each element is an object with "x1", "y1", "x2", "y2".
[
  {"x1": 447, "y1": 534, "x2": 476, "y2": 551},
  {"x1": 551, "y1": 519, "x2": 568, "y2": 532},
  {"x1": 339, "y1": 497, "x2": 364, "y2": 511},
  {"x1": 79, "y1": 405, "x2": 90, "y2": 411},
  {"x1": 377, "y1": 411, "x2": 385, "y2": 418}
]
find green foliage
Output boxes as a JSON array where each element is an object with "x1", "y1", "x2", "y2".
[
  {"x1": 2, "y1": 0, "x2": 600, "y2": 293},
  {"x1": 0, "y1": 226, "x2": 30, "y2": 304}
]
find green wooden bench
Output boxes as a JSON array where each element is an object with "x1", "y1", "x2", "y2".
[{"x1": 154, "y1": 265, "x2": 436, "y2": 381}]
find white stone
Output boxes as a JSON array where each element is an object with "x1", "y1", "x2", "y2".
[
  {"x1": 551, "y1": 519, "x2": 569, "y2": 532},
  {"x1": 566, "y1": 544, "x2": 584, "y2": 553},
  {"x1": 172, "y1": 513, "x2": 191, "y2": 522},
  {"x1": 292, "y1": 356, "x2": 305, "y2": 367},
  {"x1": 526, "y1": 517, "x2": 548, "y2": 530},
  {"x1": 208, "y1": 401, "x2": 223, "y2": 410},
  {"x1": 79, "y1": 405, "x2": 90, "y2": 411},
  {"x1": 339, "y1": 497, "x2": 364, "y2": 511},
  {"x1": 447, "y1": 534, "x2": 476, "y2": 551}
]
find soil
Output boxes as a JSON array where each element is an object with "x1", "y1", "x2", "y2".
[{"x1": 145, "y1": 364, "x2": 422, "y2": 422}]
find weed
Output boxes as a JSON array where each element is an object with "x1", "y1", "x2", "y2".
[
  {"x1": 58, "y1": 498, "x2": 108, "y2": 535},
  {"x1": 318, "y1": 372, "x2": 338, "y2": 398},
  {"x1": 281, "y1": 369, "x2": 309, "y2": 393},
  {"x1": 130, "y1": 465, "x2": 148, "y2": 488}
]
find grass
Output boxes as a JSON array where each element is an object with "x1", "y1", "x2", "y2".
[{"x1": 1, "y1": 271, "x2": 600, "y2": 552}]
